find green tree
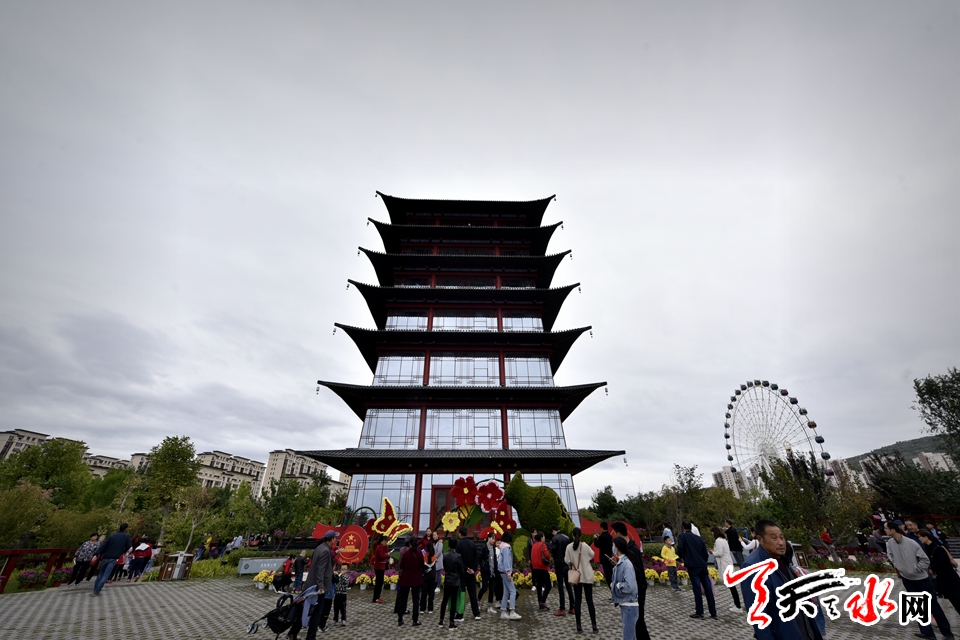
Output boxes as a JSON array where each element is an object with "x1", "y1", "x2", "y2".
[
  {"x1": 262, "y1": 478, "x2": 304, "y2": 534},
  {"x1": 227, "y1": 481, "x2": 264, "y2": 537},
  {"x1": 661, "y1": 464, "x2": 703, "y2": 529},
  {"x1": 914, "y1": 367, "x2": 960, "y2": 462},
  {"x1": 174, "y1": 486, "x2": 218, "y2": 553},
  {"x1": 589, "y1": 486, "x2": 621, "y2": 521},
  {"x1": 145, "y1": 436, "x2": 200, "y2": 544},
  {"x1": 37, "y1": 507, "x2": 114, "y2": 549},
  {"x1": 862, "y1": 452, "x2": 960, "y2": 521},
  {"x1": 0, "y1": 481, "x2": 53, "y2": 548},
  {"x1": 86, "y1": 467, "x2": 135, "y2": 510},
  {"x1": 0, "y1": 438, "x2": 92, "y2": 508},
  {"x1": 760, "y1": 453, "x2": 872, "y2": 550}
]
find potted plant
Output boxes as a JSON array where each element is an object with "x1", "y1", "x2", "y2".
[
  {"x1": 51, "y1": 566, "x2": 73, "y2": 587},
  {"x1": 356, "y1": 573, "x2": 372, "y2": 590},
  {"x1": 707, "y1": 567, "x2": 720, "y2": 584},
  {"x1": 644, "y1": 568, "x2": 657, "y2": 587},
  {"x1": 16, "y1": 569, "x2": 48, "y2": 590},
  {"x1": 677, "y1": 570, "x2": 690, "y2": 586},
  {"x1": 253, "y1": 570, "x2": 274, "y2": 590}
]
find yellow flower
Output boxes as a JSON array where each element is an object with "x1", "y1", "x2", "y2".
[
  {"x1": 659, "y1": 571, "x2": 670, "y2": 581},
  {"x1": 644, "y1": 569, "x2": 658, "y2": 580},
  {"x1": 441, "y1": 511, "x2": 460, "y2": 532},
  {"x1": 491, "y1": 522, "x2": 504, "y2": 535}
]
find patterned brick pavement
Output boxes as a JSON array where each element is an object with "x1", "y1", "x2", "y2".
[{"x1": 0, "y1": 575, "x2": 956, "y2": 640}]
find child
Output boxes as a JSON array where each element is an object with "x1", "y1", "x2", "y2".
[
  {"x1": 333, "y1": 564, "x2": 351, "y2": 626},
  {"x1": 661, "y1": 536, "x2": 680, "y2": 591}
]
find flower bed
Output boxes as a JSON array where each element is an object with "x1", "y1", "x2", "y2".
[{"x1": 16, "y1": 570, "x2": 48, "y2": 590}]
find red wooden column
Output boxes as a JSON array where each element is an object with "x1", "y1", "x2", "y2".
[
  {"x1": 412, "y1": 473, "x2": 423, "y2": 534},
  {"x1": 501, "y1": 405, "x2": 509, "y2": 449}
]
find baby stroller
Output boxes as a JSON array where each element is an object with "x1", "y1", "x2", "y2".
[{"x1": 246, "y1": 586, "x2": 316, "y2": 638}]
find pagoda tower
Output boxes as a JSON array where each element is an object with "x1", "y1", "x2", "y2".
[{"x1": 302, "y1": 193, "x2": 623, "y2": 533}]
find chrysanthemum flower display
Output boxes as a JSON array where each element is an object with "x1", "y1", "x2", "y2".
[
  {"x1": 491, "y1": 500, "x2": 517, "y2": 532},
  {"x1": 476, "y1": 480, "x2": 505, "y2": 512},
  {"x1": 452, "y1": 476, "x2": 479, "y2": 508},
  {"x1": 442, "y1": 476, "x2": 513, "y2": 533},
  {"x1": 441, "y1": 510, "x2": 461, "y2": 532}
]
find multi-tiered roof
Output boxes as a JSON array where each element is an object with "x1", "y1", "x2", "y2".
[{"x1": 302, "y1": 193, "x2": 622, "y2": 531}]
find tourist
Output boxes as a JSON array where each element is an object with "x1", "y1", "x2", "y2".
[
  {"x1": 742, "y1": 527, "x2": 759, "y2": 555},
  {"x1": 288, "y1": 530, "x2": 337, "y2": 640},
  {"x1": 420, "y1": 536, "x2": 437, "y2": 615},
  {"x1": 742, "y1": 520, "x2": 826, "y2": 639},
  {"x1": 91, "y1": 523, "x2": 132, "y2": 596},
  {"x1": 273, "y1": 555, "x2": 295, "y2": 592},
  {"x1": 885, "y1": 521, "x2": 954, "y2": 639},
  {"x1": 661, "y1": 522, "x2": 673, "y2": 544},
  {"x1": 332, "y1": 564, "x2": 350, "y2": 626},
  {"x1": 610, "y1": 522, "x2": 649, "y2": 640},
  {"x1": 725, "y1": 519, "x2": 745, "y2": 567},
  {"x1": 596, "y1": 522, "x2": 614, "y2": 587},
  {"x1": 531, "y1": 531, "x2": 552, "y2": 610},
  {"x1": 70, "y1": 533, "x2": 100, "y2": 586},
  {"x1": 917, "y1": 528, "x2": 960, "y2": 616},
  {"x1": 711, "y1": 526, "x2": 741, "y2": 612},
  {"x1": 676, "y1": 520, "x2": 716, "y2": 620},
  {"x1": 454, "y1": 527, "x2": 482, "y2": 620},
  {"x1": 433, "y1": 530, "x2": 444, "y2": 595},
  {"x1": 660, "y1": 536, "x2": 680, "y2": 592},
  {"x1": 372, "y1": 535, "x2": 390, "y2": 603},
  {"x1": 565, "y1": 526, "x2": 598, "y2": 634},
  {"x1": 129, "y1": 536, "x2": 152, "y2": 581},
  {"x1": 439, "y1": 539, "x2": 466, "y2": 629},
  {"x1": 497, "y1": 531, "x2": 521, "y2": 620},
  {"x1": 526, "y1": 529, "x2": 537, "y2": 562},
  {"x1": 550, "y1": 524, "x2": 574, "y2": 616},
  {"x1": 293, "y1": 550, "x2": 308, "y2": 593},
  {"x1": 611, "y1": 537, "x2": 639, "y2": 640},
  {"x1": 395, "y1": 537, "x2": 423, "y2": 627},
  {"x1": 420, "y1": 527, "x2": 433, "y2": 550},
  {"x1": 476, "y1": 531, "x2": 501, "y2": 613}
]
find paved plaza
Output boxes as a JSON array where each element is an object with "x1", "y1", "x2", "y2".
[{"x1": 1, "y1": 575, "x2": 957, "y2": 640}]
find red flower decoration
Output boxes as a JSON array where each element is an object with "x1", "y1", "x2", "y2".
[
  {"x1": 476, "y1": 481, "x2": 504, "y2": 512},
  {"x1": 451, "y1": 476, "x2": 479, "y2": 508},
  {"x1": 478, "y1": 525, "x2": 500, "y2": 540},
  {"x1": 491, "y1": 501, "x2": 517, "y2": 532}
]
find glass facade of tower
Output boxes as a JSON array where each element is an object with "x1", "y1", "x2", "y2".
[{"x1": 304, "y1": 194, "x2": 619, "y2": 534}]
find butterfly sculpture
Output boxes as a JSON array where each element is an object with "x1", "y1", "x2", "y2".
[{"x1": 371, "y1": 496, "x2": 413, "y2": 544}]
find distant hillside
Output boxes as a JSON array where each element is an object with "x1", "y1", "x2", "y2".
[{"x1": 845, "y1": 435, "x2": 945, "y2": 471}]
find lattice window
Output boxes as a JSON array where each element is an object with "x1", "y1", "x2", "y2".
[
  {"x1": 386, "y1": 310, "x2": 428, "y2": 331},
  {"x1": 501, "y1": 311, "x2": 543, "y2": 332},
  {"x1": 346, "y1": 474, "x2": 415, "y2": 523},
  {"x1": 506, "y1": 410, "x2": 566, "y2": 448},
  {"x1": 373, "y1": 352, "x2": 425, "y2": 386},
  {"x1": 503, "y1": 354, "x2": 553, "y2": 386},
  {"x1": 358, "y1": 409, "x2": 421, "y2": 449},
  {"x1": 428, "y1": 351, "x2": 500, "y2": 386},
  {"x1": 432, "y1": 310, "x2": 498, "y2": 332},
  {"x1": 424, "y1": 408, "x2": 502, "y2": 449}
]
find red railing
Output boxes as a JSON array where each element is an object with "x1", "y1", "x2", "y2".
[{"x1": 0, "y1": 548, "x2": 73, "y2": 594}]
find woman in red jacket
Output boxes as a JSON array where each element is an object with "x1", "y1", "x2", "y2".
[
  {"x1": 372, "y1": 536, "x2": 390, "y2": 603},
  {"x1": 395, "y1": 537, "x2": 424, "y2": 627},
  {"x1": 531, "y1": 532, "x2": 552, "y2": 610}
]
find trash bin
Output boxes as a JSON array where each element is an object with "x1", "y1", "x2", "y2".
[{"x1": 159, "y1": 553, "x2": 195, "y2": 581}]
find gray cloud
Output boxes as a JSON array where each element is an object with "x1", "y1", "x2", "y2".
[{"x1": 0, "y1": 1, "x2": 957, "y2": 503}]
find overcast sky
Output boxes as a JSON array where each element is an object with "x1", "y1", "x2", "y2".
[{"x1": 1, "y1": 2, "x2": 958, "y2": 507}]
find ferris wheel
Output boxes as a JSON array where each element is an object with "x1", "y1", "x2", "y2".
[{"x1": 723, "y1": 379, "x2": 833, "y2": 489}]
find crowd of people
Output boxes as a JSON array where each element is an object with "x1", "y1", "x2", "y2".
[
  {"x1": 64, "y1": 524, "x2": 158, "y2": 594},
  {"x1": 71, "y1": 514, "x2": 959, "y2": 640}
]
